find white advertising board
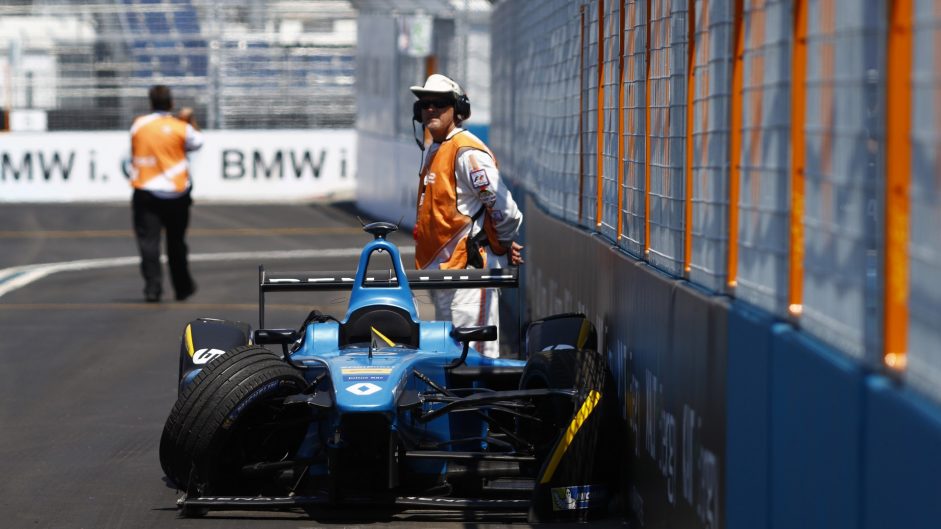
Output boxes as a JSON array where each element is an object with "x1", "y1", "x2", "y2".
[
  {"x1": 0, "y1": 129, "x2": 355, "y2": 202},
  {"x1": 9, "y1": 110, "x2": 48, "y2": 132}
]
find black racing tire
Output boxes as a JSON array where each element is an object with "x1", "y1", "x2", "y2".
[
  {"x1": 520, "y1": 350, "x2": 589, "y2": 461},
  {"x1": 519, "y1": 349, "x2": 620, "y2": 482},
  {"x1": 159, "y1": 345, "x2": 308, "y2": 495}
]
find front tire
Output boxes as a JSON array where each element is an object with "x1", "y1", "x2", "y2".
[
  {"x1": 159, "y1": 345, "x2": 308, "y2": 495},
  {"x1": 519, "y1": 350, "x2": 601, "y2": 461},
  {"x1": 519, "y1": 349, "x2": 621, "y2": 481}
]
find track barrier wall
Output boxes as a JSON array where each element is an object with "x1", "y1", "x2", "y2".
[
  {"x1": 0, "y1": 130, "x2": 355, "y2": 202},
  {"x1": 493, "y1": 1, "x2": 941, "y2": 528}
]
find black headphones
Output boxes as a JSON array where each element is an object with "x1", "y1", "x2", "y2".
[
  {"x1": 412, "y1": 93, "x2": 472, "y2": 123},
  {"x1": 455, "y1": 94, "x2": 471, "y2": 121}
]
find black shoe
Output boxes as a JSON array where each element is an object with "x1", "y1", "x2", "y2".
[
  {"x1": 175, "y1": 283, "x2": 197, "y2": 301},
  {"x1": 145, "y1": 291, "x2": 161, "y2": 303}
]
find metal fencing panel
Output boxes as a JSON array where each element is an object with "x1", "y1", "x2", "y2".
[
  {"x1": 599, "y1": 0, "x2": 623, "y2": 242},
  {"x1": 734, "y1": 0, "x2": 791, "y2": 314},
  {"x1": 582, "y1": 1, "x2": 602, "y2": 227},
  {"x1": 490, "y1": 0, "x2": 582, "y2": 222},
  {"x1": 492, "y1": 0, "x2": 941, "y2": 404},
  {"x1": 0, "y1": 0, "x2": 355, "y2": 130},
  {"x1": 489, "y1": 2, "x2": 515, "y2": 187},
  {"x1": 646, "y1": 0, "x2": 688, "y2": 276},
  {"x1": 801, "y1": 0, "x2": 884, "y2": 361},
  {"x1": 908, "y1": 0, "x2": 941, "y2": 401},
  {"x1": 620, "y1": 0, "x2": 649, "y2": 258},
  {"x1": 689, "y1": 0, "x2": 733, "y2": 290}
]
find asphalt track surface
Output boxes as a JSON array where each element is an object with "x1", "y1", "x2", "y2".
[{"x1": 0, "y1": 202, "x2": 627, "y2": 529}]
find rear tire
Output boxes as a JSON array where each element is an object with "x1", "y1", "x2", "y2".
[{"x1": 159, "y1": 345, "x2": 308, "y2": 495}]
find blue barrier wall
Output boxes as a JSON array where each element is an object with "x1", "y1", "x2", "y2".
[
  {"x1": 768, "y1": 325, "x2": 864, "y2": 529},
  {"x1": 528, "y1": 198, "x2": 726, "y2": 528},
  {"x1": 725, "y1": 303, "x2": 773, "y2": 529},
  {"x1": 524, "y1": 196, "x2": 941, "y2": 529},
  {"x1": 863, "y1": 377, "x2": 941, "y2": 529}
]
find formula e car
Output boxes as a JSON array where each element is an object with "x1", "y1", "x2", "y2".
[{"x1": 159, "y1": 222, "x2": 621, "y2": 522}]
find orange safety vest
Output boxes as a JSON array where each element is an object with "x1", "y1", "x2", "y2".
[
  {"x1": 130, "y1": 113, "x2": 191, "y2": 194},
  {"x1": 414, "y1": 131, "x2": 507, "y2": 270}
]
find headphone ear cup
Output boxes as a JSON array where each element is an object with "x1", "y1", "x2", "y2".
[
  {"x1": 412, "y1": 101, "x2": 422, "y2": 122},
  {"x1": 456, "y1": 95, "x2": 471, "y2": 121}
]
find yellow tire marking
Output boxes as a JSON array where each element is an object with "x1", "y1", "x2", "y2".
[
  {"x1": 576, "y1": 319, "x2": 592, "y2": 350},
  {"x1": 540, "y1": 389, "x2": 602, "y2": 485},
  {"x1": 184, "y1": 324, "x2": 195, "y2": 358}
]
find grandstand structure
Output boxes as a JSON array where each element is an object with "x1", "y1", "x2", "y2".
[{"x1": 0, "y1": 0, "x2": 356, "y2": 130}]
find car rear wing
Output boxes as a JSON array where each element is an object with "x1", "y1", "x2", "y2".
[
  {"x1": 257, "y1": 266, "x2": 518, "y2": 327},
  {"x1": 260, "y1": 267, "x2": 518, "y2": 292}
]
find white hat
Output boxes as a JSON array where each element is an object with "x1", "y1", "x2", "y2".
[{"x1": 410, "y1": 74, "x2": 465, "y2": 99}]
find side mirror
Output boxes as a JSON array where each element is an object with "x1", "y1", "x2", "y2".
[
  {"x1": 448, "y1": 325, "x2": 497, "y2": 368},
  {"x1": 450, "y1": 325, "x2": 497, "y2": 343},
  {"x1": 253, "y1": 328, "x2": 301, "y2": 344},
  {"x1": 253, "y1": 328, "x2": 301, "y2": 359}
]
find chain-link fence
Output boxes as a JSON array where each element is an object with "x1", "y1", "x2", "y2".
[
  {"x1": 0, "y1": 0, "x2": 355, "y2": 130},
  {"x1": 491, "y1": 0, "x2": 939, "y2": 382}
]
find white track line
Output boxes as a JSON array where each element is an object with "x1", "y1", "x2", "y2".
[{"x1": 0, "y1": 246, "x2": 415, "y2": 299}]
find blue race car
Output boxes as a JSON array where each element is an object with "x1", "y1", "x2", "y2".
[{"x1": 159, "y1": 222, "x2": 621, "y2": 522}]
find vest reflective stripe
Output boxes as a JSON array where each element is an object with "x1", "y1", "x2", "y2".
[
  {"x1": 129, "y1": 113, "x2": 160, "y2": 136},
  {"x1": 414, "y1": 131, "x2": 496, "y2": 269},
  {"x1": 131, "y1": 114, "x2": 190, "y2": 194}
]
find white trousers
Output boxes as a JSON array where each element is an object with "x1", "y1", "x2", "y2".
[{"x1": 432, "y1": 287, "x2": 501, "y2": 358}]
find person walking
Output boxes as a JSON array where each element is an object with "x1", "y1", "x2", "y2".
[
  {"x1": 130, "y1": 85, "x2": 203, "y2": 302},
  {"x1": 411, "y1": 74, "x2": 524, "y2": 358}
]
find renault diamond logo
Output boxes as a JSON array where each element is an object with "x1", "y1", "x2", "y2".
[{"x1": 346, "y1": 382, "x2": 382, "y2": 396}]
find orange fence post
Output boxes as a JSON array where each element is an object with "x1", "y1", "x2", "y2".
[
  {"x1": 728, "y1": 0, "x2": 744, "y2": 288},
  {"x1": 789, "y1": 0, "x2": 807, "y2": 317},
  {"x1": 884, "y1": 0, "x2": 913, "y2": 370},
  {"x1": 597, "y1": 0, "x2": 607, "y2": 227}
]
